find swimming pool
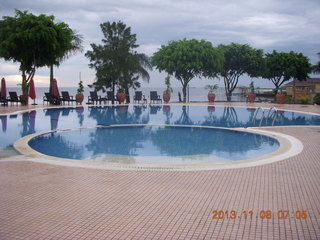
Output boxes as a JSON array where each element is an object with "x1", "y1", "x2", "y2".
[
  {"x1": 1, "y1": 105, "x2": 318, "y2": 168},
  {"x1": 27, "y1": 125, "x2": 280, "y2": 163}
]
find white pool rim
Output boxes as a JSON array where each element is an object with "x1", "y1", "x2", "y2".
[{"x1": 13, "y1": 124, "x2": 304, "y2": 171}]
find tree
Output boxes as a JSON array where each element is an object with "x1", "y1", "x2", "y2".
[
  {"x1": 50, "y1": 30, "x2": 83, "y2": 92},
  {"x1": 85, "y1": 21, "x2": 151, "y2": 103},
  {"x1": 151, "y1": 39, "x2": 223, "y2": 102},
  {"x1": 121, "y1": 52, "x2": 152, "y2": 103},
  {"x1": 263, "y1": 50, "x2": 312, "y2": 101},
  {"x1": 0, "y1": 10, "x2": 77, "y2": 95},
  {"x1": 217, "y1": 43, "x2": 264, "y2": 101},
  {"x1": 313, "y1": 52, "x2": 320, "y2": 73}
]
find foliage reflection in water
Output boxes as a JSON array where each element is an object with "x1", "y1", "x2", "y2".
[
  {"x1": 1, "y1": 105, "x2": 319, "y2": 158},
  {"x1": 28, "y1": 126, "x2": 279, "y2": 164}
]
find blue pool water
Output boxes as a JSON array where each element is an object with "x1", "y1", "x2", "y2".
[
  {"x1": 1, "y1": 105, "x2": 319, "y2": 161},
  {"x1": 28, "y1": 126, "x2": 279, "y2": 162}
]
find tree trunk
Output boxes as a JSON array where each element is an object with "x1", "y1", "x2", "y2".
[
  {"x1": 224, "y1": 84, "x2": 232, "y2": 102},
  {"x1": 50, "y1": 65, "x2": 54, "y2": 93},
  {"x1": 125, "y1": 87, "x2": 130, "y2": 103},
  {"x1": 224, "y1": 77, "x2": 232, "y2": 102},
  {"x1": 293, "y1": 80, "x2": 296, "y2": 103},
  {"x1": 21, "y1": 71, "x2": 28, "y2": 96},
  {"x1": 182, "y1": 84, "x2": 187, "y2": 103},
  {"x1": 226, "y1": 93, "x2": 232, "y2": 102}
]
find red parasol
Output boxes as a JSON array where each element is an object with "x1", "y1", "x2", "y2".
[
  {"x1": 29, "y1": 78, "x2": 37, "y2": 105},
  {"x1": 51, "y1": 78, "x2": 60, "y2": 99},
  {"x1": 0, "y1": 78, "x2": 6, "y2": 99}
]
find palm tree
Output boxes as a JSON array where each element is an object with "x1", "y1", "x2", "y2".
[
  {"x1": 123, "y1": 53, "x2": 152, "y2": 103},
  {"x1": 49, "y1": 30, "x2": 83, "y2": 92},
  {"x1": 86, "y1": 21, "x2": 152, "y2": 102}
]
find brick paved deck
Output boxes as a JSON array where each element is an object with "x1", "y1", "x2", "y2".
[{"x1": 0, "y1": 103, "x2": 319, "y2": 239}]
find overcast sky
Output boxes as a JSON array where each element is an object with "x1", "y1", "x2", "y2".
[{"x1": 0, "y1": 0, "x2": 319, "y2": 89}]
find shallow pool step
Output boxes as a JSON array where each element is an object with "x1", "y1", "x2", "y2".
[{"x1": 0, "y1": 146, "x2": 21, "y2": 158}]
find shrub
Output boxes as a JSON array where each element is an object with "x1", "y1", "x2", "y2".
[
  {"x1": 285, "y1": 95, "x2": 292, "y2": 104},
  {"x1": 299, "y1": 96, "x2": 309, "y2": 104},
  {"x1": 313, "y1": 93, "x2": 320, "y2": 105}
]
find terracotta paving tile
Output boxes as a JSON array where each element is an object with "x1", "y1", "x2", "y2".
[{"x1": 0, "y1": 103, "x2": 320, "y2": 239}]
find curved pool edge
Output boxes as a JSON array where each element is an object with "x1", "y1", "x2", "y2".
[{"x1": 13, "y1": 125, "x2": 304, "y2": 171}]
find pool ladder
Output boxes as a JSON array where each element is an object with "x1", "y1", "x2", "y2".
[
  {"x1": 253, "y1": 107, "x2": 278, "y2": 127},
  {"x1": 253, "y1": 107, "x2": 265, "y2": 127},
  {"x1": 266, "y1": 107, "x2": 278, "y2": 126}
]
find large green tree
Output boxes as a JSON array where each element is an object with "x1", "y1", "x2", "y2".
[
  {"x1": 217, "y1": 43, "x2": 264, "y2": 101},
  {"x1": 0, "y1": 10, "x2": 77, "y2": 95},
  {"x1": 85, "y1": 21, "x2": 151, "y2": 103},
  {"x1": 313, "y1": 52, "x2": 320, "y2": 73},
  {"x1": 151, "y1": 39, "x2": 223, "y2": 102},
  {"x1": 263, "y1": 50, "x2": 312, "y2": 101}
]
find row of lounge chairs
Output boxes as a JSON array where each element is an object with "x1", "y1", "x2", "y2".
[
  {"x1": 2, "y1": 90, "x2": 164, "y2": 106},
  {"x1": 87, "y1": 91, "x2": 162, "y2": 104},
  {"x1": 46, "y1": 91, "x2": 163, "y2": 105}
]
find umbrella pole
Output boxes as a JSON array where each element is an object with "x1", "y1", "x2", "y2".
[{"x1": 32, "y1": 99, "x2": 38, "y2": 105}]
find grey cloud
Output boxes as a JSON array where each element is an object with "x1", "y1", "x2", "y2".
[{"x1": 0, "y1": 0, "x2": 319, "y2": 87}]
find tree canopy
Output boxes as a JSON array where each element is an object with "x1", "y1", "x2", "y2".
[
  {"x1": 151, "y1": 38, "x2": 223, "y2": 102},
  {"x1": 0, "y1": 10, "x2": 78, "y2": 95},
  {"x1": 313, "y1": 52, "x2": 320, "y2": 73},
  {"x1": 217, "y1": 43, "x2": 264, "y2": 101},
  {"x1": 50, "y1": 30, "x2": 83, "y2": 92},
  {"x1": 85, "y1": 21, "x2": 151, "y2": 102},
  {"x1": 263, "y1": 50, "x2": 312, "y2": 93}
]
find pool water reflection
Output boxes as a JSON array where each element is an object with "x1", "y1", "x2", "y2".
[
  {"x1": 1, "y1": 105, "x2": 319, "y2": 159},
  {"x1": 28, "y1": 126, "x2": 280, "y2": 163}
]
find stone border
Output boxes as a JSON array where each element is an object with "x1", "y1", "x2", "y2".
[{"x1": 13, "y1": 124, "x2": 303, "y2": 171}]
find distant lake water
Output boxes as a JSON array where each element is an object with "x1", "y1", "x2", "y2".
[{"x1": 7, "y1": 86, "x2": 247, "y2": 103}]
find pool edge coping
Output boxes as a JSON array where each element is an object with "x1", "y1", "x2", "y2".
[{"x1": 12, "y1": 124, "x2": 304, "y2": 171}]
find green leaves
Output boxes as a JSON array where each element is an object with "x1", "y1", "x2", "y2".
[
  {"x1": 151, "y1": 39, "x2": 222, "y2": 82},
  {"x1": 151, "y1": 39, "x2": 223, "y2": 102},
  {"x1": 0, "y1": 9, "x2": 82, "y2": 94},
  {"x1": 85, "y1": 21, "x2": 151, "y2": 94},
  {"x1": 218, "y1": 43, "x2": 264, "y2": 78},
  {"x1": 263, "y1": 50, "x2": 312, "y2": 89}
]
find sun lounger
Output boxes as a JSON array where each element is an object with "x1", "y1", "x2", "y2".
[
  {"x1": 133, "y1": 91, "x2": 147, "y2": 104},
  {"x1": 61, "y1": 91, "x2": 76, "y2": 105},
  {"x1": 87, "y1": 91, "x2": 106, "y2": 104},
  {"x1": 7, "y1": 92, "x2": 22, "y2": 105},
  {"x1": 0, "y1": 96, "x2": 8, "y2": 106},
  {"x1": 43, "y1": 92, "x2": 60, "y2": 105},
  {"x1": 106, "y1": 91, "x2": 117, "y2": 104},
  {"x1": 150, "y1": 91, "x2": 162, "y2": 104}
]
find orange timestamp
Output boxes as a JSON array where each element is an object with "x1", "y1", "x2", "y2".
[{"x1": 211, "y1": 210, "x2": 308, "y2": 220}]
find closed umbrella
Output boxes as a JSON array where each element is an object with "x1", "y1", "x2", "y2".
[
  {"x1": 29, "y1": 78, "x2": 37, "y2": 105},
  {"x1": 51, "y1": 78, "x2": 60, "y2": 99},
  {"x1": 0, "y1": 78, "x2": 7, "y2": 105}
]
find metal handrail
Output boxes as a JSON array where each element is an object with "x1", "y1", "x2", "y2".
[
  {"x1": 271, "y1": 113, "x2": 278, "y2": 126},
  {"x1": 253, "y1": 107, "x2": 265, "y2": 127},
  {"x1": 266, "y1": 106, "x2": 277, "y2": 124},
  {"x1": 266, "y1": 107, "x2": 277, "y2": 119}
]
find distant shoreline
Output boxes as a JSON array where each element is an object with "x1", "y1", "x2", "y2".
[{"x1": 6, "y1": 86, "x2": 275, "y2": 103}]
